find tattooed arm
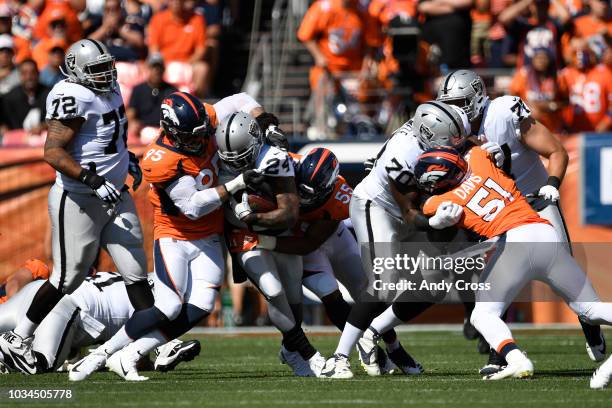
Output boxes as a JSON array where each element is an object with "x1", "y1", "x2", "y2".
[{"x1": 43, "y1": 118, "x2": 85, "y2": 179}]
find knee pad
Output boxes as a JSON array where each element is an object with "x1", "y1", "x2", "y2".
[
  {"x1": 258, "y1": 273, "x2": 284, "y2": 300},
  {"x1": 189, "y1": 287, "x2": 218, "y2": 313},
  {"x1": 156, "y1": 298, "x2": 183, "y2": 321}
]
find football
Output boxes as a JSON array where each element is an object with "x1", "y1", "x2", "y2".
[{"x1": 247, "y1": 193, "x2": 277, "y2": 213}]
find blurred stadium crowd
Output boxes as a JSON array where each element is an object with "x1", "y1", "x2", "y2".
[{"x1": 0, "y1": 0, "x2": 609, "y2": 144}]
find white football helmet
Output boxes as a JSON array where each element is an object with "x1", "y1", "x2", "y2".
[
  {"x1": 436, "y1": 70, "x2": 488, "y2": 122},
  {"x1": 413, "y1": 101, "x2": 470, "y2": 150},
  {"x1": 215, "y1": 112, "x2": 263, "y2": 172}
]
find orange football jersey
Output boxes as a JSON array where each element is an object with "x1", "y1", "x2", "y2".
[
  {"x1": 297, "y1": 0, "x2": 379, "y2": 73},
  {"x1": 299, "y1": 175, "x2": 352, "y2": 223},
  {"x1": 142, "y1": 103, "x2": 223, "y2": 241},
  {"x1": 423, "y1": 147, "x2": 548, "y2": 239}
]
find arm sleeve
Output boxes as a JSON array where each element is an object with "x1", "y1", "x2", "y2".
[
  {"x1": 165, "y1": 175, "x2": 223, "y2": 220},
  {"x1": 212, "y1": 92, "x2": 262, "y2": 123}
]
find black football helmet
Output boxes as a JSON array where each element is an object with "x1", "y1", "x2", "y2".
[
  {"x1": 160, "y1": 92, "x2": 212, "y2": 154},
  {"x1": 295, "y1": 147, "x2": 340, "y2": 209},
  {"x1": 414, "y1": 147, "x2": 469, "y2": 194}
]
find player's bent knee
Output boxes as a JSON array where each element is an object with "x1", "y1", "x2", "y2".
[
  {"x1": 156, "y1": 299, "x2": 184, "y2": 321},
  {"x1": 576, "y1": 302, "x2": 612, "y2": 325},
  {"x1": 189, "y1": 287, "x2": 218, "y2": 313}
]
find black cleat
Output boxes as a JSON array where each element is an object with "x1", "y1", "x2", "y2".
[
  {"x1": 387, "y1": 343, "x2": 424, "y2": 375},
  {"x1": 479, "y1": 348, "x2": 507, "y2": 375},
  {"x1": 463, "y1": 318, "x2": 479, "y2": 340}
]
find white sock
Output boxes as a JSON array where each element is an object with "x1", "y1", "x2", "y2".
[
  {"x1": 370, "y1": 306, "x2": 403, "y2": 336},
  {"x1": 132, "y1": 331, "x2": 167, "y2": 356},
  {"x1": 335, "y1": 323, "x2": 364, "y2": 357},
  {"x1": 98, "y1": 327, "x2": 133, "y2": 355},
  {"x1": 506, "y1": 349, "x2": 526, "y2": 364},
  {"x1": 14, "y1": 317, "x2": 38, "y2": 339}
]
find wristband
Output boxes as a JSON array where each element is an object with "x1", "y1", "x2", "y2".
[
  {"x1": 546, "y1": 176, "x2": 561, "y2": 190},
  {"x1": 414, "y1": 213, "x2": 432, "y2": 231},
  {"x1": 224, "y1": 174, "x2": 246, "y2": 194},
  {"x1": 256, "y1": 234, "x2": 277, "y2": 250}
]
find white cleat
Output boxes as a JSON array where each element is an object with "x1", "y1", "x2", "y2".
[
  {"x1": 484, "y1": 350, "x2": 533, "y2": 380},
  {"x1": 590, "y1": 355, "x2": 612, "y2": 389},
  {"x1": 320, "y1": 353, "x2": 354, "y2": 379},
  {"x1": 586, "y1": 333, "x2": 606, "y2": 363},
  {"x1": 68, "y1": 349, "x2": 109, "y2": 381},
  {"x1": 0, "y1": 331, "x2": 37, "y2": 375},
  {"x1": 155, "y1": 339, "x2": 201, "y2": 372},
  {"x1": 107, "y1": 346, "x2": 149, "y2": 382},
  {"x1": 279, "y1": 345, "x2": 314, "y2": 377},
  {"x1": 307, "y1": 352, "x2": 326, "y2": 378},
  {"x1": 357, "y1": 328, "x2": 381, "y2": 376}
]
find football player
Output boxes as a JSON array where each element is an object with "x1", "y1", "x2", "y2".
[
  {"x1": 217, "y1": 113, "x2": 327, "y2": 377},
  {"x1": 228, "y1": 147, "x2": 420, "y2": 376},
  {"x1": 437, "y1": 69, "x2": 605, "y2": 371},
  {"x1": 0, "y1": 261, "x2": 199, "y2": 375},
  {"x1": 69, "y1": 91, "x2": 267, "y2": 381},
  {"x1": 0, "y1": 259, "x2": 50, "y2": 304},
  {"x1": 0, "y1": 39, "x2": 154, "y2": 374},
  {"x1": 414, "y1": 145, "x2": 612, "y2": 381},
  {"x1": 321, "y1": 101, "x2": 477, "y2": 379}
]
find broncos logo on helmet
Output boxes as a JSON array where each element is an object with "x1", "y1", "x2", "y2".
[
  {"x1": 295, "y1": 147, "x2": 340, "y2": 209},
  {"x1": 414, "y1": 147, "x2": 468, "y2": 194},
  {"x1": 160, "y1": 92, "x2": 211, "y2": 155}
]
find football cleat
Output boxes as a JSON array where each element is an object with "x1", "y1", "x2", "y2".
[
  {"x1": 68, "y1": 348, "x2": 109, "y2": 381},
  {"x1": 479, "y1": 348, "x2": 507, "y2": 376},
  {"x1": 107, "y1": 346, "x2": 149, "y2": 381},
  {"x1": 279, "y1": 345, "x2": 314, "y2": 377},
  {"x1": 154, "y1": 339, "x2": 201, "y2": 372},
  {"x1": 378, "y1": 346, "x2": 398, "y2": 375},
  {"x1": 590, "y1": 355, "x2": 612, "y2": 389},
  {"x1": 0, "y1": 331, "x2": 37, "y2": 375},
  {"x1": 477, "y1": 335, "x2": 490, "y2": 354},
  {"x1": 0, "y1": 360, "x2": 10, "y2": 374},
  {"x1": 307, "y1": 352, "x2": 327, "y2": 378},
  {"x1": 586, "y1": 332, "x2": 606, "y2": 363},
  {"x1": 484, "y1": 350, "x2": 533, "y2": 380},
  {"x1": 321, "y1": 353, "x2": 353, "y2": 379},
  {"x1": 357, "y1": 328, "x2": 381, "y2": 376},
  {"x1": 387, "y1": 343, "x2": 424, "y2": 375}
]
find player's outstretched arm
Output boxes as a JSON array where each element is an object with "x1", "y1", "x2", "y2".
[
  {"x1": 520, "y1": 116, "x2": 569, "y2": 184},
  {"x1": 246, "y1": 177, "x2": 299, "y2": 229},
  {"x1": 43, "y1": 118, "x2": 85, "y2": 179}
]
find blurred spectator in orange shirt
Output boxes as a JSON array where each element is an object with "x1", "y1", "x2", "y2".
[
  {"x1": 471, "y1": 0, "x2": 492, "y2": 66},
  {"x1": 32, "y1": 2, "x2": 82, "y2": 43},
  {"x1": 297, "y1": 0, "x2": 379, "y2": 91},
  {"x1": 510, "y1": 46, "x2": 563, "y2": 131},
  {"x1": 148, "y1": 0, "x2": 208, "y2": 97},
  {"x1": 0, "y1": 3, "x2": 31, "y2": 63},
  {"x1": 558, "y1": 37, "x2": 611, "y2": 132},
  {"x1": 0, "y1": 34, "x2": 19, "y2": 95},
  {"x1": 31, "y1": 14, "x2": 68, "y2": 70},
  {"x1": 561, "y1": 0, "x2": 610, "y2": 61},
  {"x1": 89, "y1": 0, "x2": 147, "y2": 61}
]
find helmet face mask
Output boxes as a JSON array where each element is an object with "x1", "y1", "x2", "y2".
[
  {"x1": 63, "y1": 40, "x2": 117, "y2": 93},
  {"x1": 437, "y1": 70, "x2": 488, "y2": 122}
]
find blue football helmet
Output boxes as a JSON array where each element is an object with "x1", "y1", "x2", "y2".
[
  {"x1": 160, "y1": 92, "x2": 212, "y2": 154},
  {"x1": 414, "y1": 147, "x2": 468, "y2": 194},
  {"x1": 296, "y1": 147, "x2": 340, "y2": 209}
]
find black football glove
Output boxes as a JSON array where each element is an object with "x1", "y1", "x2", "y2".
[
  {"x1": 128, "y1": 151, "x2": 142, "y2": 191},
  {"x1": 265, "y1": 125, "x2": 289, "y2": 151},
  {"x1": 80, "y1": 163, "x2": 121, "y2": 204}
]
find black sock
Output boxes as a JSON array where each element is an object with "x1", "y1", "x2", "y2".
[
  {"x1": 346, "y1": 301, "x2": 386, "y2": 331},
  {"x1": 282, "y1": 325, "x2": 316, "y2": 360},
  {"x1": 391, "y1": 302, "x2": 433, "y2": 322},
  {"x1": 321, "y1": 291, "x2": 350, "y2": 331},
  {"x1": 463, "y1": 302, "x2": 475, "y2": 318},
  {"x1": 579, "y1": 319, "x2": 603, "y2": 347},
  {"x1": 25, "y1": 281, "x2": 64, "y2": 324},
  {"x1": 381, "y1": 329, "x2": 398, "y2": 344},
  {"x1": 289, "y1": 303, "x2": 303, "y2": 327},
  {"x1": 125, "y1": 306, "x2": 169, "y2": 339},
  {"x1": 160, "y1": 304, "x2": 209, "y2": 340},
  {"x1": 498, "y1": 341, "x2": 518, "y2": 359},
  {"x1": 125, "y1": 280, "x2": 155, "y2": 310}
]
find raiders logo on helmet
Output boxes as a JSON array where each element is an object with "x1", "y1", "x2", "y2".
[
  {"x1": 471, "y1": 78, "x2": 483, "y2": 95},
  {"x1": 419, "y1": 123, "x2": 433, "y2": 139},
  {"x1": 66, "y1": 53, "x2": 76, "y2": 71}
]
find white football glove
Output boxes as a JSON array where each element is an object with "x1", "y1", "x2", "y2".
[
  {"x1": 538, "y1": 184, "x2": 560, "y2": 202},
  {"x1": 233, "y1": 192, "x2": 253, "y2": 221},
  {"x1": 481, "y1": 141, "x2": 505, "y2": 168},
  {"x1": 428, "y1": 201, "x2": 463, "y2": 230},
  {"x1": 94, "y1": 180, "x2": 122, "y2": 204}
]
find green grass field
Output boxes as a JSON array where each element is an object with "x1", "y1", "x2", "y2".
[{"x1": 1, "y1": 329, "x2": 611, "y2": 408}]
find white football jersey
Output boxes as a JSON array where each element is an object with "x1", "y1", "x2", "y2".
[
  {"x1": 221, "y1": 143, "x2": 294, "y2": 230},
  {"x1": 478, "y1": 96, "x2": 548, "y2": 195},
  {"x1": 354, "y1": 120, "x2": 422, "y2": 218},
  {"x1": 46, "y1": 80, "x2": 129, "y2": 193},
  {"x1": 69, "y1": 272, "x2": 133, "y2": 339}
]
